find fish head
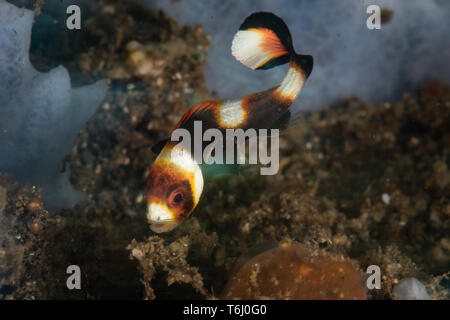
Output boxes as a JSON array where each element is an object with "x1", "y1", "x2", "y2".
[{"x1": 146, "y1": 146, "x2": 203, "y2": 233}]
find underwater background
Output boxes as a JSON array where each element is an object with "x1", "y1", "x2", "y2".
[{"x1": 0, "y1": 0, "x2": 449, "y2": 299}]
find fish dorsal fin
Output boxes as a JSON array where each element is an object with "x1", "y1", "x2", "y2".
[
  {"x1": 151, "y1": 138, "x2": 169, "y2": 155},
  {"x1": 271, "y1": 110, "x2": 291, "y2": 132}
]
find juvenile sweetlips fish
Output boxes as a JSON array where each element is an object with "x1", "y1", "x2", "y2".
[{"x1": 146, "y1": 12, "x2": 314, "y2": 233}]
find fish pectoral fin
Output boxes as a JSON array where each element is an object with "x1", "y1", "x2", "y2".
[{"x1": 200, "y1": 162, "x2": 242, "y2": 180}]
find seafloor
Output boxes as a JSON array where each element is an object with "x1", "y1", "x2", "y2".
[{"x1": 0, "y1": 0, "x2": 449, "y2": 299}]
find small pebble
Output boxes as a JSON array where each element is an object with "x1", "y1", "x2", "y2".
[{"x1": 381, "y1": 193, "x2": 391, "y2": 204}]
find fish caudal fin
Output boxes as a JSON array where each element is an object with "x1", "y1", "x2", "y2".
[{"x1": 232, "y1": 12, "x2": 293, "y2": 70}]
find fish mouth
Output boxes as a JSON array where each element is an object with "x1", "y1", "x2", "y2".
[
  {"x1": 147, "y1": 202, "x2": 178, "y2": 233},
  {"x1": 148, "y1": 219, "x2": 179, "y2": 233}
]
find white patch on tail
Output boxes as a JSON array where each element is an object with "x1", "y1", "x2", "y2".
[
  {"x1": 232, "y1": 30, "x2": 268, "y2": 69},
  {"x1": 218, "y1": 100, "x2": 246, "y2": 127},
  {"x1": 232, "y1": 28, "x2": 287, "y2": 70},
  {"x1": 277, "y1": 64, "x2": 305, "y2": 100}
]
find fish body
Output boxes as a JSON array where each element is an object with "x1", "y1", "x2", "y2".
[{"x1": 146, "y1": 12, "x2": 313, "y2": 233}]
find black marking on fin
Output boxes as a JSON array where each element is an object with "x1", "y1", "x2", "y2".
[
  {"x1": 239, "y1": 12, "x2": 293, "y2": 52},
  {"x1": 295, "y1": 54, "x2": 314, "y2": 78},
  {"x1": 256, "y1": 54, "x2": 291, "y2": 70}
]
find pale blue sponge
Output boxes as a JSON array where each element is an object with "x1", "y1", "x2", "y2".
[
  {"x1": 0, "y1": 0, "x2": 107, "y2": 209},
  {"x1": 393, "y1": 278, "x2": 431, "y2": 300}
]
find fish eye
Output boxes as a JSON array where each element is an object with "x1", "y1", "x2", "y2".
[
  {"x1": 174, "y1": 193, "x2": 183, "y2": 203},
  {"x1": 169, "y1": 190, "x2": 184, "y2": 206}
]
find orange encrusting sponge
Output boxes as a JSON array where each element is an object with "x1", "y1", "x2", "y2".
[{"x1": 222, "y1": 240, "x2": 366, "y2": 300}]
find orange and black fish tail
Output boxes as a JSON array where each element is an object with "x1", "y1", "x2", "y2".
[
  {"x1": 232, "y1": 11, "x2": 313, "y2": 77},
  {"x1": 235, "y1": 11, "x2": 292, "y2": 70},
  {"x1": 150, "y1": 11, "x2": 315, "y2": 155}
]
